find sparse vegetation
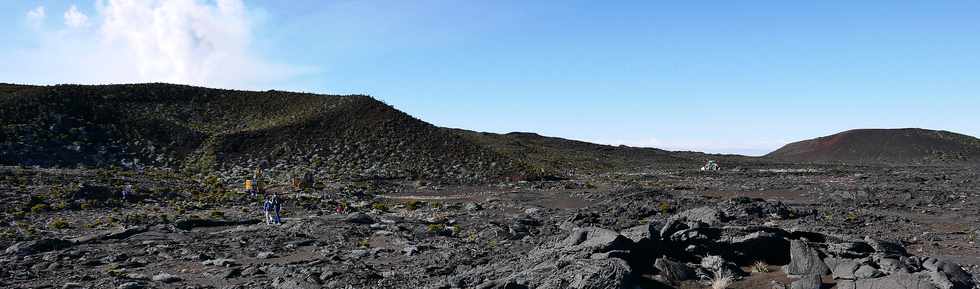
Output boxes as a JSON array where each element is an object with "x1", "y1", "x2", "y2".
[
  {"x1": 357, "y1": 238, "x2": 370, "y2": 248},
  {"x1": 406, "y1": 199, "x2": 421, "y2": 210},
  {"x1": 30, "y1": 203, "x2": 49, "y2": 214},
  {"x1": 49, "y1": 218, "x2": 70, "y2": 229},
  {"x1": 658, "y1": 201, "x2": 671, "y2": 215},
  {"x1": 700, "y1": 270, "x2": 733, "y2": 289},
  {"x1": 751, "y1": 261, "x2": 770, "y2": 273},
  {"x1": 427, "y1": 224, "x2": 446, "y2": 234}
]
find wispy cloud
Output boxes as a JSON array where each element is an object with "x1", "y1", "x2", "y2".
[
  {"x1": 26, "y1": 6, "x2": 46, "y2": 28},
  {"x1": 5, "y1": 0, "x2": 312, "y2": 90},
  {"x1": 63, "y1": 5, "x2": 90, "y2": 28}
]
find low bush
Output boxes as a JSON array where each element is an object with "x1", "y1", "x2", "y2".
[
  {"x1": 30, "y1": 204, "x2": 49, "y2": 214},
  {"x1": 49, "y1": 218, "x2": 70, "y2": 229}
]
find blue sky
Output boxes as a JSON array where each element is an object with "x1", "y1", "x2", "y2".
[{"x1": 2, "y1": 1, "x2": 979, "y2": 155}]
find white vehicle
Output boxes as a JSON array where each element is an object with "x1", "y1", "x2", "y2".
[{"x1": 700, "y1": 160, "x2": 720, "y2": 171}]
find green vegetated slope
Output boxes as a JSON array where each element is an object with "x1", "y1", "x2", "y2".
[
  {"x1": 0, "y1": 83, "x2": 726, "y2": 182},
  {"x1": 0, "y1": 83, "x2": 522, "y2": 182},
  {"x1": 452, "y1": 130, "x2": 699, "y2": 175}
]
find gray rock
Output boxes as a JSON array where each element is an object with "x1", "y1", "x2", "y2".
[
  {"x1": 827, "y1": 241, "x2": 874, "y2": 258},
  {"x1": 674, "y1": 206, "x2": 726, "y2": 226},
  {"x1": 920, "y1": 258, "x2": 975, "y2": 289},
  {"x1": 790, "y1": 274, "x2": 822, "y2": 289},
  {"x1": 450, "y1": 227, "x2": 634, "y2": 289},
  {"x1": 660, "y1": 206, "x2": 726, "y2": 238},
  {"x1": 221, "y1": 268, "x2": 242, "y2": 279},
  {"x1": 116, "y1": 282, "x2": 143, "y2": 289},
  {"x1": 124, "y1": 273, "x2": 148, "y2": 280},
  {"x1": 655, "y1": 257, "x2": 694, "y2": 282},
  {"x1": 272, "y1": 276, "x2": 318, "y2": 289},
  {"x1": 348, "y1": 249, "x2": 369, "y2": 259},
  {"x1": 72, "y1": 226, "x2": 148, "y2": 244},
  {"x1": 201, "y1": 258, "x2": 237, "y2": 267},
  {"x1": 731, "y1": 230, "x2": 790, "y2": 264},
  {"x1": 403, "y1": 246, "x2": 419, "y2": 256},
  {"x1": 344, "y1": 212, "x2": 375, "y2": 224},
  {"x1": 864, "y1": 237, "x2": 908, "y2": 257},
  {"x1": 826, "y1": 257, "x2": 859, "y2": 280},
  {"x1": 151, "y1": 273, "x2": 181, "y2": 283},
  {"x1": 853, "y1": 265, "x2": 884, "y2": 279},
  {"x1": 256, "y1": 251, "x2": 275, "y2": 259},
  {"x1": 667, "y1": 228, "x2": 714, "y2": 244},
  {"x1": 836, "y1": 273, "x2": 938, "y2": 289},
  {"x1": 701, "y1": 255, "x2": 745, "y2": 277},
  {"x1": 241, "y1": 266, "x2": 264, "y2": 276},
  {"x1": 558, "y1": 227, "x2": 633, "y2": 255},
  {"x1": 876, "y1": 256, "x2": 910, "y2": 274},
  {"x1": 620, "y1": 223, "x2": 658, "y2": 243},
  {"x1": 535, "y1": 258, "x2": 631, "y2": 289},
  {"x1": 4, "y1": 239, "x2": 73, "y2": 256},
  {"x1": 785, "y1": 239, "x2": 830, "y2": 276}
]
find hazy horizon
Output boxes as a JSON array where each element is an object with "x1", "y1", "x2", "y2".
[{"x1": 2, "y1": 1, "x2": 978, "y2": 155}]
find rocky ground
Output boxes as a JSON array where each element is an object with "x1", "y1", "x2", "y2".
[{"x1": 1, "y1": 163, "x2": 979, "y2": 289}]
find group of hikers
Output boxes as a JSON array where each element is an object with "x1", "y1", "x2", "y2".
[
  {"x1": 117, "y1": 167, "x2": 307, "y2": 226},
  {"x1": 248, "y1": 168, "x2": 287, "y2": 225}
]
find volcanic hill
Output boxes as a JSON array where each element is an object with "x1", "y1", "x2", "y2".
[
  {"x1": 0, "y1": 83, "x2": 704, "y2": 183},
  {"x1": 766, "y1": 128, "x2": 980, "y2": 165},
  {"x1": 0, "y1": 83, "x2": 527, "y2": 182}
]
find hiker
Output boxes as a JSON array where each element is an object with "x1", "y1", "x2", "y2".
[
  {"x1": 245, "y1": 179, "x2": 256, "y2": 197},
  {"x1": 121, "y1": 185, "x2": 133, "y2": 201},
  {"x1": 250, "y1": 167, "x2": 264, "y2": 198},
  {"x1": 272, "y1": 193, "x2": 283, "y2": 225},
  {"x1": 334, "y1": 200, "x2": 349, "y2": 214},
  {"x1": 264, "y1": 195, "x2": 275, "y2": 225},
  {"x1": 264, "y1": 193, "x2": 283, "y2": 225}
]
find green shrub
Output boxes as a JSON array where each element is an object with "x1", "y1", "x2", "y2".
[
  {"x1": 30, "y1": 204, "x2": 49, "y2": 214},
  {"x1": 49, "y1": 218, "x2": 70, "y2": 229},
  {"x1": 51, "y1": 202, "x2": 67, "y2": 211},
  {"x1": 209, "y1": 210, "x2": 225, "y2": 219},
  {"x1": 357, "y1": 238, "x2": 370, "y2": 248},
  {"x1": 427, "y1": 224, "x2": 445, "y2": 234},
  {"x1": 0, "y1": 229, "x2": 16, "y2": 240},
  {"x1": 658, "y1": 201, "x2": 671, "y2": 215},
  {"x1": 406, "y1": 199, "x2": 421, "y2": 210},
  {"x1": 371, "y1": 202, "x2": 388, "y2": 212}
]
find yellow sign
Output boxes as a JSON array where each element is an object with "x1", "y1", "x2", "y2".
[{"x1": 245, "y1": 180, "x2": 253, "y2": 190}]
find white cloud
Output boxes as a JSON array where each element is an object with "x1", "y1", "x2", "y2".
[
  {"x1": 26, "y1": 6, "x2": 46, "y2": 28},
  {"x1": 5, "y1": 0, "x2": 311, "y2": 90},
  {"x1": 64, "y1": 5, "x2": 90, "y2": 28}
]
